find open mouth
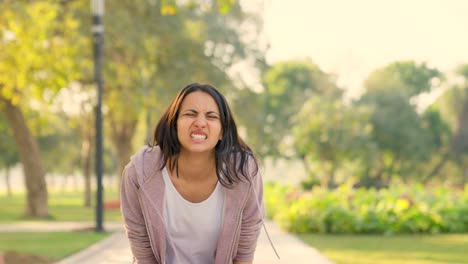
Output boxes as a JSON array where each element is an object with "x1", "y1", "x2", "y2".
[{"x1": 191, "y1": 133, "x2": 207, "y2": 140}]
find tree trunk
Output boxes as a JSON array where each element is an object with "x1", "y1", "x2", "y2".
[
  {"x1": 81, "y1": 134, "x2": 92, "y2": 207},
  {"x1": 373, "y1": 167, "x2": 385, "y2": 188},
  {"x1": 110, "y1": 117, "x2": 138, "y2": 187},
  {"x1": 78, "y1": 103, "x2": 94, "y2": 207},
  {"x1": 1, "y1": 98, "x2": 48, "y2": 218},
  {"x1": 300, "y1": 155, "x2": 312, "y2": 177},
  {"x1": 5, "y1": 166, "x2": 11, "y2": 197},
  {"x1": 424, "y1": 151, "x2": 450, "y2": 184},
  {"x1": 328, "y1": 162, "x2": 337, "y2": 188},
  {"x1": 145, "y1": 109, "x2": 152, "y2": 144},
  {"x1": 320, "y1": 176, "x2": 329, "y2": 189},
  {"x1": 114, "y1": 127, "x2": 135, "y2": 181},
  {"x1": 452, "y1": 87, "x2": 468, "y2": 155}
]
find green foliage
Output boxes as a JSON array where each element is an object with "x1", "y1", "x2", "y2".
[
  {"x1": 35, "y1": 110, "x2": 118, "y2": 176},
  {"x1": 263, "y1": 181, "x2": 296, "y2": 219},
  {"x1": 423, "y1": 64, "x2": 468, "y2": 182},
  {"x1": 365, "y1": 90, "x2": 435, "y2": 161},
  {"x1": 0, "y1": 0, "x2": 82, "y2": 104},
  {"x1": 36, "y1": 114, "x2": 81, "y2": 175},
  {"x1": 357, "y1": 60, "x2": 445, "y2": 184},
  {"x1": 236, "y1": 60, "x2": 340, "y2": 158},
  {"x1": 421, "y1": 106, "x2": 452, "y2": 149},
  {"x1": 455, "y1": 64, "x2": 468, "y2": 79},
  {"x1": 365, "y1": 61, "x2": 442, "y2": 96},
  {"x1": 266, "y1": 183, "x2": 468, "y2": 234},
  {"x1": 101, "y1": 0, "x2": 251, "y2": 119},
  {"x1": 434, "y1": 86, "x2": 466, "y2": 132},
  {"x1": 293, "y1": 96, "x2": 376, "y2": 187},
  {"x1": 0, "y1": 112, "x2": 18, "y2": 168},
  {"x1": 0, "y1": 1, "x2": 85, "y2": 215}
]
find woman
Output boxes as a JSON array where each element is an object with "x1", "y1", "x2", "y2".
[{"x1": 121, "y1": 83, "x2": 265, "y2": 264}]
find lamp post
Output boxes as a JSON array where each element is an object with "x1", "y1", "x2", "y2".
[{"x1": 91, "y1": 0, "x2": 104, "y2": 232}]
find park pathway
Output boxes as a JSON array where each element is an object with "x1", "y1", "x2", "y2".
[
  {"x1": 56, "y1": 220, "x2": 334, "y2": 264},
  {"x1": 0, "y1": 220, "x2": 334, "y2": 264}
]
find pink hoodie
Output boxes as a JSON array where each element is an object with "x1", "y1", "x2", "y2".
[{"x1": 120, "y1": 146, "x2": 265, "y2": 264}]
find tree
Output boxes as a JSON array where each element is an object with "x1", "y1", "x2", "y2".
[
  {"x1": 0, "y1": 112, "x2": 18, "y2": 196},
  {"x1": 37, "y1": 112, "x2": 82, "y2": 191},
  {"x1": 292, "y1": 96, "x2": 375, "y2": 188},
  {"x1": 235, "y1": 59, "x2": 340, "y2": 158},
  {"x1": 426, "y1": 64, "x2": 468, "y2": 184},
  {"x1": 52, "y1": 83, "x2": 119, "y2": 205},
  {"x1": 0, "y1": 1, "x2": 82, "y2": 217},
  {"x1": 358, "y1": 61, "x2": 442, "y2": 185}
]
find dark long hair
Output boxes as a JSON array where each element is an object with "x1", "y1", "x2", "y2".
[{"x1": 151, "y1": 83, "x2": 258, "y2": 187}]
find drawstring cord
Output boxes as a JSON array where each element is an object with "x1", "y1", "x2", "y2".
[
  {"x1": 261, "y1": 220, "x2": 281, "y2": 259},
  {"x1": 253, "y1": 169, "x2": 280, "y2": 260}
]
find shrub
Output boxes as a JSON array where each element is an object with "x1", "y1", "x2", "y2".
[{"x1": 265, "y1": 183, "x2": 468, "y2": 234}]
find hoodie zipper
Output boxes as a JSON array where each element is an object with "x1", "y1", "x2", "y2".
[
  {"x1": 226, "y1": 209, "x2": 242, "y2": 263},
  {"x1": 225, "y1": 180, "x2": 251, "y2": 263},
  {"x1": 137, "y1": 190, "x2": 161, "y2": 263}
]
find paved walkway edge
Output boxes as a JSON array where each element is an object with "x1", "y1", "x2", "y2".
[{"x1": 56, "y1": 231, "x2": 126, "y2": 264}]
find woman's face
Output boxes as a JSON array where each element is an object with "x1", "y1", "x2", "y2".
[{"x1": 176, "y1": 91, "x2": 222, "y2": 156}]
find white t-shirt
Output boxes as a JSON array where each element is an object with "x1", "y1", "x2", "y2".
[{"x1": 162, "y1": 167, "x2": 225, "y2": 264}]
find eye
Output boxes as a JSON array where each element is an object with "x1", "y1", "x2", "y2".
[
  {"x1": 207, "y1": 115, "x2": 219, "y2": 120},
  {"x1": 183, "y1": 112, "x2": 196, "y2": 117}
]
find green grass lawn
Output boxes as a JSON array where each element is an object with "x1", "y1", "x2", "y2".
[
  {"x1": 0, "y1": 231, "x2": 110, "y2": 261},
  {"x1": 0, "y1": 189, "x2": 122, "y2": 222},
  {"x1": 0, "y1": 189, "x2": 120, "y2": 261},
  {"x1": 299, "y1": 233, "x2": 468, "y2": 264}
]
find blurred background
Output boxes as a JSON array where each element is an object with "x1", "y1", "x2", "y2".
[{"x1": 0, "y1": 0, "x2": 467, "y2": 263}]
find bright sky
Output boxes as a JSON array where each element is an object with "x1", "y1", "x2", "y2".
[{"x1": 263, "y1": 0, "x2": 468, "y2": 97}]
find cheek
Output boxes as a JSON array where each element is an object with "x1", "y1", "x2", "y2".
[
  {"x1": 177, "y1": 119, "x2": 186, "y2": 130},
  {"x1": 176, "y1": 121, "x2": 184, "y2": 137}
]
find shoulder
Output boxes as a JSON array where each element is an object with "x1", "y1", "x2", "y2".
[
  {"x1": 231, "y1": 151, "x2": 259, "y2": 183},
  {"x1": 244, "y1": 152, "x2": 259, "y2": 177},
  {"x1": 126, "y1": 145, "x2": 164, "y2": 184}
]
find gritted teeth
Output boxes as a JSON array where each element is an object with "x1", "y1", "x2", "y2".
[{"x1": 191, "y1": 133, "x2": 207, "y2": 139}]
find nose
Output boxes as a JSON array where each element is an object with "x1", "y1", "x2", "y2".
[{"x1": 193, "y1": 115, "x2": 207, "y2": 128}]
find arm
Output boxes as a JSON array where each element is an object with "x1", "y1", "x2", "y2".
[
  {"x1": 234, "y1": 167, "x2": 265, "y2": 262},
  {"x1": 120, "y1": 163, "x2": 158, "y2": 264}
]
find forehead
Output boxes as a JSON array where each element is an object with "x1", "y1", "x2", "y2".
[{"x1": 180, "y1": 91, "x2": 219, "y2": 111}]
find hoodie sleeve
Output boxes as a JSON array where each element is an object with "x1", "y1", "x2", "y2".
[
  {"x1": 234, "y1": 162, "x2": 265, "y2": 262},
  {"x1": 120, "y1": 162, "x2": 158, "y2": 264}
]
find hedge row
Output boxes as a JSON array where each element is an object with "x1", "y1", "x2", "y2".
[{"x1": 264, "y1": 182, "x2": 468, "y2": 234}]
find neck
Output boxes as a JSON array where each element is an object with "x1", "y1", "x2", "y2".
[{"x1": 172, "y1": 151, "x2": 217, "y2": 181}]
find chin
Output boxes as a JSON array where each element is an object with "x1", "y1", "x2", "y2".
[{"x1": 181, "y1": 145, "x2": 214, "y2": 154}]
